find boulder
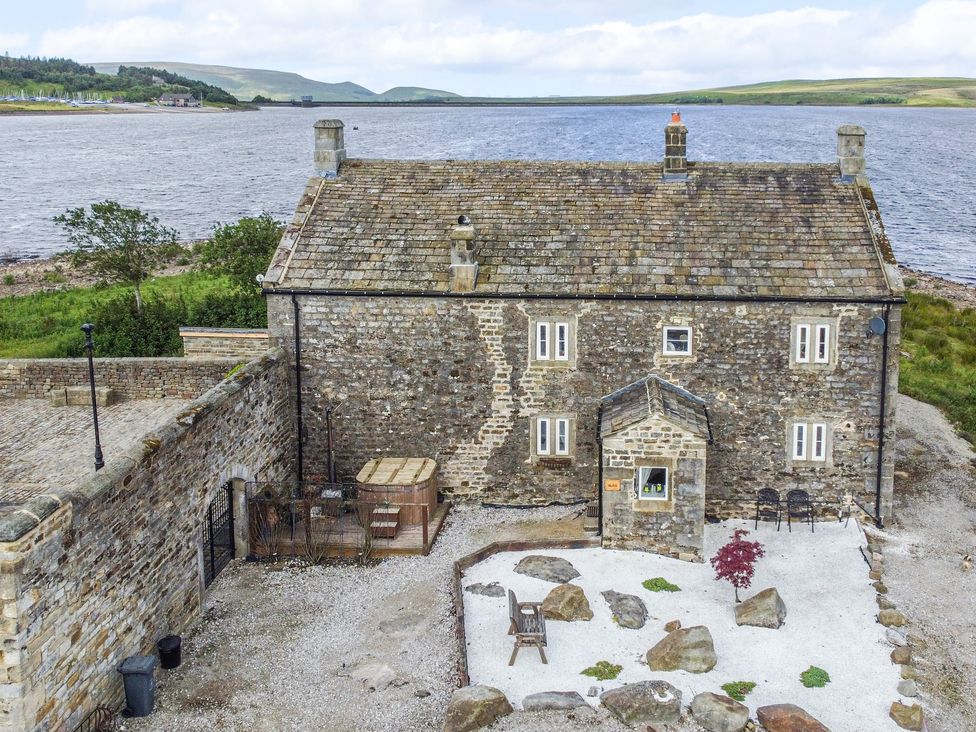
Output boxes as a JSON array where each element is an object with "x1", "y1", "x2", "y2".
[
  {"x1": 690, "y1": 692, "x2": 749, "y2": 732},
  {"x1": 756, "y1": 704, "x2": 829, "y2": 732},
  {"x1": 542, "y1": 584, "x2": 593, "y2": 621},
  {"x1": 889, "y1": 701, "x2": 924, "y2": 731},
  {"x1": 522, "y1": 691, "x2": 588, "y2": 711},
  {"x1": 464, "y1": 582, "x2": 505, "y2": 598},
  {"x1": 601, "y1": 590, "x2": 648, "y2": 629},
  {"x1": 600, "y1": 681, "x2": 681, "y2": 727},
  {"x1": 873, "y1": 580, "x2": 889, "y2": 594},
  {"x1": 514, "y1": 555, "x2": 580, "y2": 583},
  {"x1": 877, "y1": 595, "x2": 896, "y2": 610},
  {"x1": 734, "y1": 588, "x2": 787, "y2": 629},
  {"x1": 879, "y1": 609, "x2": 907, "y2": 627},
  {"x1": 443, "y1": 686, "x2": 513, "y2": 732},
  {"x1": 647, "y1": 625, "x2": 717, "y2": 673},
  {"x1": 897, "y1": 679, "x2": 918, "y2": 697},
  {"x1": 886, "y1": 628, "x2": 908, "y2": 647},
  {"x1": 891, "y1": 646, "x2": 912, "y2": 665},
  {"x1": 664, "y1": 619, "x2": 681, "y2": 632}
]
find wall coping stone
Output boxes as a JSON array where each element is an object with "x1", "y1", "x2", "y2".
[
  {"x1": 179, "y1": 327, "x2": 269, "y2": 339},
  {"x1": 0, "y1": 348, "x2": 286, "y2": 543}
]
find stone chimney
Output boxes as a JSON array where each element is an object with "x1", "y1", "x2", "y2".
[
  {"x1": 837, "y1": 124, "x2": 866, "y2": 182},
  {"x1": 663, "y1": 111, "x2": 688, "y2": 181},
  {"x1": 449, "y1": 215, "x2": 479, "y2": 292},
  {"x1": 314, "y1": 119, "x2": 346, "y2": 177}
]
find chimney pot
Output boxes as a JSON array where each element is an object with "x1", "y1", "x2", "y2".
[
  {"x1": 837, "y1": 124, "x2": 866, "y2": 182},
  {"x1": 314, "y1": 119, "x2": 346, "y2": 177},
  {"x1": 663, "y1": 112, "x2": 688, "y2": 181}
]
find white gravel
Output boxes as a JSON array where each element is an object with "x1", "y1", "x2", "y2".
[{"x1": 462, "y1": 520, "x2": 903, "y2": 732}]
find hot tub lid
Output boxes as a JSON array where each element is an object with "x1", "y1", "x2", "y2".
[{"x1": 356, "y1": 457, "x2": 437, "y2": 486}]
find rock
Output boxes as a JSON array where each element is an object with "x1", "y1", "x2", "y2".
[
  {"x1": 522, "y1": 691, "x2": 588, "y2": 711},
  {"x1": 734, "y1": 587, "x2": 787, "y2": 629},
  {"x1": 889, "y1": 701, "x2": 924, "y2": 731},
  {"x1": 341, "y1": 660, "x2": 397, "y2": 692},
  {"x1": 901, "y1": 665, "x2": 918, "y2": 680},
  {"x1": 877, "y1": 595, "x2": 896, "y2": 610},
  {"x1": 873, "y1": 580, "x2": 889, "y2": 594},
  {"x1": 513, "y1": 555, "x2": 580, "y2": 583},
  {"x1": 542, "y1": 584, "x2": 593, "y2": 621},
  {"x1": 891, "y1": 646, "x2": 912, "y2": 664},
  {"x1": 886, "y1": 628, "x2": 908, "y2": 646},
  {"x1": 443, "y1": 686, "x2": 513, "y2": 732},
  {"x1": 664, "y1": 619, "x2": 681, "y2": 632},
  {"x1": 756, "y1": 704, "x2": 830, "y2": 732},
  {"x1": 869, "y1": 569, "x2": 883, "y2": 580},
  {"x1": 879, "y1": 609, "x2": 907, "y2": 627},
  {"x1": 601, "y1": 590, "x2": 648, "y2": 629},
  {"x1": 897, "y1": 679, "x2": 918, "y2": 697},
  {"x1": 587, "y1": 686, "x2": 600, "y2": 698},
  {"x1": 600, "y1": 681, "x2": 681, "y2": 727},
  {"x1": 690, "y1": 692, "x2": 749, "y2": 732},
  {"x1": 414, "y1": 688, "x2": 431, "y2": 698},
  {"x1": 647, "y1": 625, "x2": 717, "y2": 673},
  {"x1": 464, "y1": 581, "x2": 505, "y2": 597}
]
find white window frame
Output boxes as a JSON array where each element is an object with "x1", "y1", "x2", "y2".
[
  {"x1": 536, "y1": 322, "x2": 550, "y2": 360},
  {"x1": 662, "y1": 326, "x2": 693, "y2": 356},
  {"x1": 555, "y1": 322, "x2": 569, "y2": 361},
  {"x1": 536, "y1": 416, "x2": 550, "y2": 455},
  {"x1": 534, "y1": 415, "x2": 574, "y2": 458},
  {"x1": 796, "y1": 324, "x2": 811, "y2": 363},
  {"x1": 636, "y1": 466, "x2": 669, "y2": 501},
  {"x1": 555, "y1": 418, "x2": 569, "y2": 455},
  {"x1": 793, "y1": 421, "x2": 829, "y2": 462},
  {"x1": 814, "y1": 324, "x2": 830, "y2": 364}
]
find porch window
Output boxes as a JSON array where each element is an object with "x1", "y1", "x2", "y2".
[
  {"x1": 662, "y1": 326, "x2": 692, "y2": 356},
  {"x1": 636, "y1": 466, "x2": 669, "y2": 501}
]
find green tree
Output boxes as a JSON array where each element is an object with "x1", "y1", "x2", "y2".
[
  {"x1": 198, "y1": 214, "x2": 283, "y2": 293},
  {"x1": 54, "y1": 200, "x2": 179, "y2": 315}
]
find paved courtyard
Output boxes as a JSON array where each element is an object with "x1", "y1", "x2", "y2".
[{"x1": 0, "y1": 398, "x2": 191, "y2": 506}]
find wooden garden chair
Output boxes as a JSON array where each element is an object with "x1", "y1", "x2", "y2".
[{"x1": 507, "y1": 589, "x2": 547, "y2": 665}]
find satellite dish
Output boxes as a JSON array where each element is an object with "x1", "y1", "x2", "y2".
[{"x1": 868, "y1": 317, "x2": 886, "y2": 335}]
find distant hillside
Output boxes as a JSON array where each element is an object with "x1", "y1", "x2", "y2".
[{"x1": 91, "y1": 62, "x2": 459, "y2": 103}]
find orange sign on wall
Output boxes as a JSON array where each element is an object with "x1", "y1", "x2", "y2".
[{"x1": 604, "y1": 479, "x2": 621, "y2": 492}]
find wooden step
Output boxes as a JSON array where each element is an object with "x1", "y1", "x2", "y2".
[
  {"x1": 370, "y1": 520, "x2": 400, "y2": 539},
  {"x1": 372, "y1": 506, "x2": 401, "y2": 518}
]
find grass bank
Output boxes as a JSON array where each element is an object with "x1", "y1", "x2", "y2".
[
  {"x1": 0, "y1": 272, "x2": 231, "y2": 358},
  {"x1": 899, "y1": 291, "x2": 976, "y2": 444}
]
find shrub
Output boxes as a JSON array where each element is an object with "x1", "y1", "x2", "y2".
[
  {"x1": 903, "y1": 277, "x2": 918, "y2": 288},
  {"x1": 721, "y1": 681, "x2": 756, "y2": 701},
  {"x1": 642, "y1": 577, "x2": 680, "y2": 592},
  {"x1": 42, "y1": 269, "x2": 66, "y2": 284},
  {"x1": 85, "y1": 291, "x2": 187, "y2": 357},
  {"x1": 800, "y1": 666, "x2": 831, "y2": 688},
  {"x1": 186, "y1": 290, "x2": 267, "y2": 328},
  {"x1": 197, "y1": 214, "x2": 283, "y2": 293},
  {"x1": 2, "y1": 273, "x2": 14, "y2": 286},
  {"x1": 710, "y1": 528, "x2": 765, "y2": 602},
  {"x1": 581, "y1": 661, "x2": 622, "y2": 681}
]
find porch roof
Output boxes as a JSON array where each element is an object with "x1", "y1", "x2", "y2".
[{"x1": 600, "y1": 375, "x2": 710, "y2": 440}]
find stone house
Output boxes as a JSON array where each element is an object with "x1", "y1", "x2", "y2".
[
  {"x1": 157, "y1": 92, "x2": 200, "y2": 107},
  {"x1": 262, "y1": 116, "x2": 903, "y2": 560}
]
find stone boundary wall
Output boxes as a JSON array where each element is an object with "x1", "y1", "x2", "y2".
[
  {"x1": 0, "y1": 349, "x2": 296, "y2": 731},
  {"x1": 451, "y1": 537, "x2": 601, "y2": 687},
  {"x1": 179, "y1": 327, "x2": 270, "y2": 360},
  {"x1": 0, "y1": 357, "x2": 240, "y2": 401}
]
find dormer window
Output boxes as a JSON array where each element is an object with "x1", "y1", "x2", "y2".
[{"x1": 531, "y1": 319, "x2": 574, "y2": 365}]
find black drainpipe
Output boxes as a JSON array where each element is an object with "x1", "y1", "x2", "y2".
[
  {"x1": 874, "y1": 304, "x2": 892, "y2": 529},
  {"x1": 596, "y1": 403, "x2": 604, "y2": 537},
  {"x1": 291, "y1": 294, "x2": 304, "y2": 489}
]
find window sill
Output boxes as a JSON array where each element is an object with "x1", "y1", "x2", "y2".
[{"x1": 536, "y1": 456, "x2": 574, "y2": 468}]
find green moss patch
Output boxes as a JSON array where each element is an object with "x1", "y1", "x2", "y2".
[
  {"x1": 800, "y1": 666, "x2": 831, "y2": 688},
  {"x1": 581, "y1": 661, "x2": 622, "y2": 681},
  {"x1": 642, "y1": 577, "x2": 681, "y2": 592},
  {"x1": 721, "y1": 681, "x2": 756, "y2": 701}
]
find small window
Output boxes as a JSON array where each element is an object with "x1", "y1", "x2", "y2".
[
  {"x1": 663, "y1": 326, "x2": 692, "y2": 356},
  {"x1": 815, "y1": 325, "x2": 830, "y2": 364},
  {"x1": 792, "y1": 320, "x2": 835, "y2": 366},
  {"x1": 532, "y1": 319, "x2": 573, "y2": 364},
  {"x1": 796, "y1": 324, "x2": 811, "y2": 363},
  {"x1": 533, "y1": 415, "x2": 575, "y2": 458},
  {"x1": 637, "y1": 466, "x2": 669, "y2": 501},
  {"x1": 536, "y1": 322, "x2": 550, "y2": 360},
  {"x1": 792, "y1": 420, "x2": 830, "y2": 463}
]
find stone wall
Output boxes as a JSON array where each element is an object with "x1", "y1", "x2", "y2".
[
  {"x1": 0, "y1": 349, "x2": 295, "y2": 732},
  {"x1": 0, "y1": 357, "x2": 239, "y2": 400},
  {"x1": 268, "y1": 295, "x2": 900, "y2": 516},
  {"x1": 179, "y1": 327, "x2": 271, "y2": 360},
  {"x1": 601, "y1": 416, "x2": 707, "y2": 561}
]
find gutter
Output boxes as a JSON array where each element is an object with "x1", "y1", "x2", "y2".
[
  {"x1": 264, "y1": 287, "x2": 906, "y2": 306},
  {"x1": 874, "y1": 304, "x2": 892, "y2": 528}
]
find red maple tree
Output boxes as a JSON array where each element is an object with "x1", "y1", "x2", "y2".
[{"x1": 710, "y1": 528, "x2": 766, "y2": 602}]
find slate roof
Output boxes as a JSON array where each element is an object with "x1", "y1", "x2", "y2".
[
  {"x1": 264, "y1": 159, "x2": 897, "y2": 298},
  {"x1": 600, "y1": 376, "x2": 710, "y2": 440}
]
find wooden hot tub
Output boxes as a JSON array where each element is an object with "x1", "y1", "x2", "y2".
[{"x1": 355, "y1": 457, "x2": 438, "y2": 526}]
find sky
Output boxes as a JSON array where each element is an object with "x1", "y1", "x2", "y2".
[{"x1": 3, "y1": 1, "x2": 976, "y2": 96}]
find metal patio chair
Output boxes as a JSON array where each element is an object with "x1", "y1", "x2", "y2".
[
  {"x1": 787, "y1": 489, "x2": 814, "y2": 532},
  {"x1": 754, "y1": 488, "x2": 782, "y2": 530}
]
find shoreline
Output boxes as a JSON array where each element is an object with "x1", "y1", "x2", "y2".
[
  {"x1": 0, "y1": 104, "x2": 251, "y2": 117},
  {"x1": 3, "y1": 253, "x2": 973, "y2": 307}
]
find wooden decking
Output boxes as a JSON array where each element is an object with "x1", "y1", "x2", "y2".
[{"x1": 253, "y1": 502, "x2": 451, "y2": 558}]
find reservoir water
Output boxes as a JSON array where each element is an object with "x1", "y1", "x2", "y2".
[{"x1": 0, "y1": 105, "x2": 973, "y2": 284}]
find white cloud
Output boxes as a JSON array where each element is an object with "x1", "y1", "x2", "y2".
[
  {"x1": 29, "y1": 1, "x2": 976, "y2": 95},
  {"x1": 0, "y1": 32, "x2": 31, "y2": 54}
]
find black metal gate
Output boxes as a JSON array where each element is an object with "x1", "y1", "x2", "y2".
[{"x1": 203, "y1": 483, "x2": 235, "y2": 588}]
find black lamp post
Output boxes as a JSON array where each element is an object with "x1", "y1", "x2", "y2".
[{"x1": 80, "y1": 323, "x2": 105, "y2": 471}]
